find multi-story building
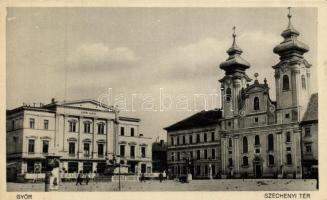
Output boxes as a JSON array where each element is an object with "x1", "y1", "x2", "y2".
[
  {"x1": 152, "y1": 139, "x2": 167, "y2": 173},
  {"x1": 165, "y1": 9, "x2": 318, "y2": 179},
  {"x1": 164, "y1": 109, "x2": 222, "y2": 179},
  {"x1": 6, "y1": 99, "x2": 152, "y2": 181}
]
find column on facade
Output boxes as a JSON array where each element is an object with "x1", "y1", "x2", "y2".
[
  {"x1": 276, "y1": 131, "x2": 283, "y2": 178},
  {"x1": 233, "y1": 79, "x2": 241, "y2": 116},
  {"x1": 78, "y1": 116, "x2": 83, "y2": 158},
  {"x1": 294, "y1": 129, "x2": 302, "y2": 178},
  {"x1": 221, "y1": 137, "x2": 226, "y2": 174},
  {"x1": 233, "y1": 135, "x2": 240, "y2": 176},
  {"x1": 92, "y1": 118, "x2": 96, "y2": 158}
]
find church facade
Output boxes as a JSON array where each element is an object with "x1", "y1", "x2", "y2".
[{"x1": 166, "y1": 9, "x2": 318, "y2": 179}]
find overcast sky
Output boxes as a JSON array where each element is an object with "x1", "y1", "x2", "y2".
[{"x1": 6, "y1": 7, "x2": 317, "y2": 141}]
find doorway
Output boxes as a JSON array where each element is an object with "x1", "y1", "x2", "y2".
[{"x1": 255, "y1": 164, "x2": 262, "y2": 178}]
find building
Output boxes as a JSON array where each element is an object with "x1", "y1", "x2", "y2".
[
  {"x1": 165, "y1": 9, "x2": 318, "y2": 179},
  {"x1": 6, "y1": 99, "x2": 152, "y2": 182},
  {"x1": 300, "y1": 93, "x2": 318, "y2": 178},
  {"x1": 152, "y1": 139, "x2": 167, "y2": 173},
  {"x1": 164, "y1": 109, "x2": 222, "y2": 179}
]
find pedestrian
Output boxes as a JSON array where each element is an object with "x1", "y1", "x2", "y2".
[
  {"x1": 141, "y1": 173, "x2": 145, "y2": 182},
  {"x1": 159, "y1": 172, "x2": 163, "y2": 183},
  {"x1": 85, "y1": 173, "x2": 90, "y2": 185},
  {"x1": 76, "y1": 171, "x2": 83, "y2": 185}
]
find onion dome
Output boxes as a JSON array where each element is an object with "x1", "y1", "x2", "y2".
[
  {"x1": 220, "y1": 26, "x2": 250, "y2": 75},
  {"x1": 273, "y1": 7, "x2": 309, "y2": 60}
]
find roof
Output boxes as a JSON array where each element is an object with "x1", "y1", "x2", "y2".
[
  {"x1": 7, "y1": 106, "x2": 55, "y2": 115},
  {"x1": 119, "y1": 116, "x2": 141, "y2": 122},
  {"x1": 164, "y1": 109, "x2": 221, "y2": 132},
  {"x1": 301, "y1": 93, "x2": 318, "y2": 123}
]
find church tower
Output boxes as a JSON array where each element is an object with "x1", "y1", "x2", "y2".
[
  {"x1": 219, "y1": 27, "x2": 252, "y2": 120},
  {"x1": 273, "y1": 8, "x2": 312, "y2": 123}
]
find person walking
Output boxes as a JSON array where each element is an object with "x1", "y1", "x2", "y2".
[
  {"x1": 76, "y1": 171, "x2": 83, "y2": 185},
  {"x1": 85, "y1": 173, "x2": 90, "y2": 185},
  {"x1": 159, "y1": 172, "x2": 163, "y2": 183}
]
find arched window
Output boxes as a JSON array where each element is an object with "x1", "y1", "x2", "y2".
[
  {"x1": 254, "y1": 97, "x2": 260, "y2": 110},
  {"x1": 286, "y1": 132, "x2": 291, "y2": 143},
  {"x1": 243, "y1": 156, "x2": 248, "y2": 166},
  {"x1": 226, "y1": 88, "x2": 231, "y2": 102},
  {"x1": 255, "y1": 135, "x2": 260, "y2": 145},
  {"x1": 228, "y1": 138, "x2": 232, "y2": 147},
  {"x1": 283, "y1": 75, "x2": 290, "y2": 90},
  {"x1": 243, "y1": 137, "x2": 248, "y2": 153},
  {"x1": 268, "y1": 134, "x2": 274, "y2": 151},
  {"x1": 301, "y1": 75, "x2": 306, "y2": 89},
  {"x1": 269, "y1": 155, "x2": 274, "y2": 165}
]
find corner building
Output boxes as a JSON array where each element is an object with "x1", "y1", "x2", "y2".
[{"x1": 6, "y1": 99, "x2": 152, "y2": 181}]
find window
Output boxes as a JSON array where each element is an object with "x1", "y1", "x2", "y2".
[
  {"x1": 98, "y1": 123, "x2": 105, "y2": 134},
  {"x1": 226, "y1": 88, "x2": 232, "y2": 102},
  {"x1": 120, "y1": 145, "x2": 125, "y2": 157},
  {"x1": 285, "y1": 113, "x2": 290, "y2": 119},
  {"x1": 120, "y1": 127, "x2": 125, "y2": 136},
  {"x1": 177, "y1": 152, "x2": 180, "y2": 161},
  {"x1": 177, "y1": 136, "x2": 180, "y2": 145},
  {"x1": 12, "y1": 120, "x2": 15, "y2": 130},
  {"x1": 287, "y1": 154, "x2": 292, "y2": 165},
  {"x1": 69, "y1": 120, "x2": 77, "y2": 132},
  {"x1": 255, "y1": 135, "x2": 260, "y2": 145},
  {"x1": 28, "y1": 139, "x2": 35, "y2": 153},
  {"x1": 84, "y1": 121, "x2": 91, "y2": 133},
  {"x1": 243, "y1": 156, "x2": 248, "y2": 166},
  {"x1": 286, "y1": 147, "x2": 291, "y2": 151},
  {"x1": 286, "y1": 132, "x2": 291, "y2": 143},
  {"x1": 211, "y1": 132, "x2": 215, "y2": 141},
  {"x1": 171, "y1": 137, "x2": 174, "y2": 146},
  {"x1": 204, "y1": 133, "x2": 207, "y2": 142},
  {"x1": 69, "y1": 142, "x2": 75, "y2": 155},
  {"x1": 189, "y1": 135, "x2": 193, "y2": 144},
  {"x1": 212, "y1": 149, "x2": 216, "y2": 159},
  {"x1": 254, "y1": 97, "x2": 260, "y2": 110},
  {"x1": 98, "y1": 143, "x2": 104, "y2": 157},
  {"x1": 255, "y1": 149, "x2": 260, "y2": 153},
  {"x1": 130, "y1": 146, "x2": 135, "y2": 158},
  {"x1": 141, "y1": 146, "x2": 146, "y2": 158},
  {"x1": 171, "y1": 152, "x2": 175, "y2": 162},
  {"x1": 196, "y1": 134, "x2": 200, "y2": 143},
  {"x1": 131, "y1": 128, "x2": 135, "y2": 136},
  {"x1": 228, "y1": 138, "x2": 232, "y2": 147},
  {"x1": 205, "y1": 165, "x2": 208, "y2": 175},
  {"x1": 27, "y1": 161, "x2": 35, "y2": 173},
  {"x1": 254, "y1": 117, "x2": 258, "y2": 123},
  {"x1": 212, "y1": 165, "x2": 216, "y2": 176},
  {"x1": 68, "y1": 162, "x2": 78, "y2": 173},
  {"x1": 305, "y1": 127, "x2": 311, "y2": 137},
  {"x1": 301, "y1": 75, "x2": 306, "y2": 89},
  {"x1": 243, "y1": 136, "x2": 248, "y2": 153},
  {"x1": 42, "y1": 140, "x2": 49, "y2": 154},
  {"x1": 204, "y1": 149, "x2": 208, "y2": 159},
  {"x1": 228, "y1": 121, "x2": 232, "y2": 127},
  {"x1": 44, "y1": 120, "x2": 49, "y2": 130},
  {"x1": 190, "y1": 151, "x2": 193, "y2": 159},
  {"x1": 229, "y1": 150, "x2": 232, "y2": 154},
  {"x1": 183, "y1": 136, "x2": 186, "y2": 145},
  {"x1": 197, "y1": 150, "x2": 201, "y2": 159},
  {"x1": 196, "y1": 165, "x2": 201, "y2": 175},
  {"x1": 269, "y1": 155, "x2": 275, "y2": 165},
  {"x1": 84, "y1": 143, "x2": 90, "y2": 156},
  {"x1": 283, "y1": 75, "x2": 290, "y2": 90},
  {"x1": 268, "y1": 134, "x2": 274, "y2": 151},
  {"x1": 29, "y1": 118, "x2": 35, "y2": 129},
  {"x1": 305, "y1": 145, "x2": 312, "y2": 153}
]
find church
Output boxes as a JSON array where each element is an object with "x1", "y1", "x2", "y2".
[{"x1": 165, "y1": 8, "x2": 318, "y2": 179}]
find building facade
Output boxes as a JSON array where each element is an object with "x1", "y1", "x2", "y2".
[
  {"x1": 165, "y1": 110, "x2": 222, "y2": 179},
  {"x1": 152, "y1": 139, "x2": 167, "y2": 173},
  {"x1": 165, "y1": 9, "x2": 318, "y2": 179},
  {"x1": 6, "y1": 99, "x2": 152, "y2": 181}
]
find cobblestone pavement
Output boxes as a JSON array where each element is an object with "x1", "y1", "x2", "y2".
[{"x1": 7, "y1": 179, "x2": 318, "y2": 192}]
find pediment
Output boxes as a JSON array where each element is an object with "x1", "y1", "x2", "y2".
[{"x1": 59, "y1": 99, "x2": 114, "y2": 112}]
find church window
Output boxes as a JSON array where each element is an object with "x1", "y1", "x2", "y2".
[
  {"x1": 268, "y1": 134, "x2": 274, "y2": 151},
  {"x1": 286, "y1": 132, "x2": 291, "y2": 143},
  {"x1": 287, "y1": 154, "x2": 292, "y2": 165},
  {"x1": 282, "y1": 75, "x2": 290, "y2": 90},
  {"x1": 301, "y1": 75, "x2": 306, "y2": 89},
  {"x1": 254, "y1": 117, "x2": 258, "y2": 123},
  {"x1": 243, "y1": 136, "x2": 248, "y2": 153},
  {"x1": 255, "y1": 135, "x2": 260, "y2": 145},
  {"x1": 226, "y1": 88, "x2": 231, "y2": 102},
  {"x1": 254, "y1": 97, "x2": 260, "y2": 110},
  {"x1": 285, "y1": 113, "x2": 290, "y2": 119},
  {"x1": 228, "y1": 138, "x2": 232, "y2": 147}
]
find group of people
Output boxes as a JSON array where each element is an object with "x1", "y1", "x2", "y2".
[{"x1": 76, "y1": 171, "x2": 91, "y2": 185}]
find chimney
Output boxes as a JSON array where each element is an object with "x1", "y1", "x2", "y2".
[
  {"x1": 160, "y1": 139, "x2": 164, "y2": 146},
  {"x1": 51, "y1": 98, "x2": 56, "y2": 104}
]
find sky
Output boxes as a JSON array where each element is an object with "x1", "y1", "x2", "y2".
[{"x1": 6, "y1": 7, "x2": 317, "y2": 141}]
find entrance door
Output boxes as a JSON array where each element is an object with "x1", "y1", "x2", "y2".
[
  {"x1": 255, "y1": 164, "x2": 262, "y2": 178},
  {"x1": 141, "y1": 164, "x2": 146, "y2": 173}
]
